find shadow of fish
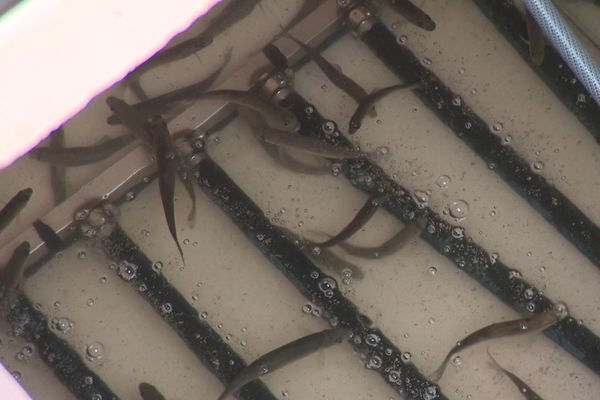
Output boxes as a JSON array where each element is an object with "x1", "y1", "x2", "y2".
[{"x1": 0, "y1": 188, "x2": 32, "y2": 233}]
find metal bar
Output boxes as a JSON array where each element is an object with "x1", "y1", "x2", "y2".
[
  {"x1": 351, "y1": 12, "x2": 600, "y2": 273},
  {"x1": 472, "y1": 0, "x2": 600, "y2": 143},
  {"x1": 193, "y1": 156, "x2": 446, "y2": 400},
  {"x1": 94, "y1": 222, "x2": 278, "y2": 400},
  {"x1": 276, "y1": 87, "x2": 600, "y2": 376},
  {"x1": 7, "y1": 295, "x2": 119, "y2": 400}
]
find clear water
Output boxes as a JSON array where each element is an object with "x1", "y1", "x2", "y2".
[{"x1": 1, "y1": 1, "x2": 600, "y2": 399}]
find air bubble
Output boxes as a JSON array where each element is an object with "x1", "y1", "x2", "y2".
[
  {"x1": 366, "y1": 355, "x2": 382, "y2": 369},
  {"x1": 98, "y1": 276, "x2": 108, "y2": 284},
  {"x1": 524, "y1": 288, "x2": 535, "y2": 299},
  {"x1": 448, "y1": 200, "x2": 469, "y2": 220},
  {"x1": 200, "y1": 311, "x2": 208, "y2": 319},
  {"x1": 388, "y1": 369, "x2": 401, "y2": 383},
  {"x1": 125, "y1": 192, "x2": 136, "y2": 201},
  {"x1": 452, "y1": 96, "x2": 462, "y2": 106},
  {"x1": 376, "y1": 146, "x2": 389, "y2": 156},
  {"x1": 310, "y1": 271, "x2": 319, "y2": 279},
  {"x1": 532, "y1": 161, "x2": 544, "y2": 172},
  {"x1": 451, "y1": 227, "x2": 464, "y2": 239},
  {"x1": 436, "y1": 175, "x2": 451, "y2": 189},
  {"x1": 365, "y1": 333, "x2": 380, "y2": 347},
  {"x1": 77, "y1": 250, "x2": 87, "y2": 260},
  {"x1": 422, "y1": 58, "x2": 432, "y2": 65},
  {"x1": 319, "y1": 277, "x2": 337, "y2": 292},
  {"x1": 86, "y1": 298, "x2": 95, "y2": 307},
  {"x1": 428, "y1": 266, "x2": 438, "y2": 276},
  {"x1": 152, "y1": 261, "x2": 163, "y2": 272},
  {"x1": 117, "y1": 261, "x2": 138, "y2": 281},
  {"x1": 414, "y1": 191, "x2": 429, "y2": 207},
  {"x1": 160, "y1": 303, "x2": 173, "y2": 314},
  {"x1": 86, "y1": 342, "x2": 104, "y2": 361},
  {"x1": 451, "y1": 355, "x2": 462, "y2": 366},
  {"x1": 401, "y1": 352, "x2": 412, "y2": 362},
  {"x1": 183, "y1": 238, "x2": 190, "y2": 245},
  {"x1": 397, "y1": 34, "x2": 408, "y2": 45},
  {"x1": 331, "y1": 163, "x2": 342, "y2": 177},
  {"x1": 322, "y1": 121, "x2": 336, "y2": 134},
  {"x1": 302, "y1": 303, "x2": 313, "y2": 313},
  {"x1": 51, "y1": 318, "x2": 74, "y2": 333},
  {"x1": 553, "y1": 302, "x2": 569, "y2": 320},
  {"x1": 491, "y1": 122, "x2": 503, "y2": 133}
]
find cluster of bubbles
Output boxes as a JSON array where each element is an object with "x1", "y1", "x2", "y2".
[
  {"x1": 302, "y1": 303, "x2": 322, "y2": 318},
  {"x1": 50, "y1": 317, "x2": 74, "y2": 334},
  {"x1": 15, "y1": 345, "x2": 33, "y2": 363}
]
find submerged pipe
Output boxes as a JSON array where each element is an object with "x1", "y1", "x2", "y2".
[{"x1": 522, "y1": 0, "x2": 600, "y2": 107}]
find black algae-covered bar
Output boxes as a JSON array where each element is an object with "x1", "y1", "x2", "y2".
[
  {"x1": 358, "y1": 20, "x2": 600, "y2": 273},
  {"x1": 8, "y1": 295, "x2": 118, "y2": 400},
  {"x1": 278, "y1": 90, "x2": 600, "y2": 376},
  {"x1": 194, "y1": 157, "x2": 446, "y2": 400},
  {"x1": 473, "y1": 0, "x2": 600, "y2": 143},
  {"x1": 98, "y1": 226, "x2": 278, "y2": 400}
]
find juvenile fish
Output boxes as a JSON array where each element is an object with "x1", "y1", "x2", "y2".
[
  {"x1": 199, "y1": 89, "x2": 299, "y2": 131},
  {"x1": 336, "y1": 218, "x2": 425, "y2": 258},
  {"x1": 431, "y1": 306, "x2": 561, "y2": 381},
  {"x1": 282, "y1": 32, "x2": 368, "y2": 104},
  {"x1": 32, "y1": 219, "x2": 63, "y2": 252},
  {"x1": 105, "y1": 97, "x2": 153, "y2": 146},
  {"x1": 0, "y1": 188, "x2": 33, "y2": 232},
  {"x1": 262, "y1": 142, "x2": 331, "y2": 175},
  {"x1": 108, "y1": 48, "x2": 233, "y2": 125},
  {"x1": 387, "y1": 0, "x2": 436, "y2": 31},
  {"x1": 139, "y1": 382, "x2": 167, "y2": 400},
  {"x1": 349, "y1": 82, "x2": 416, "y2": 134},
  {"x1": 49, "y1": 129, "x2": 67, "y2": 204},
  {"x1": 217, "y1": 327, "x2": 349, "y2": 400},
  {"x1": 30, "y1": 134, "x2": 136, "y2": 166},
  {"x1": 151, "y1": 117, "x2": 185, "y2": 263},
  {"x1": 525, "y1": 9, "x2": 545, "y2": 66},
  {"x1": 487, "y1": 349, "x2": 544, "y2": 400},
  {"x1": 309, "y1": 191, "x2": 386, "y2": 248},
  {"x1": 279, "y1": 226, "x2": 364, "y2": 279},
  {"x1": 204, "y1": 0, "x2": 263, "y2": 40},
  {"x1": 242, "y1": 109, "x2": 361, "y2": 159},
  {"x1": 0, "y1": 242, "x2": 30, "y2": 298}
]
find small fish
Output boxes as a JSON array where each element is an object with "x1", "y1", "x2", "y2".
[
  {"x1": 349, "y1": 82, "x2": 417, "y2": 134},
  {"x1": 431, "y1": 307, "x2": 560, "y2": 381},
  {"x1": 387, "y1": 0, "x2": 436, "y2": 31},
  {"x1": 179, "y1": 169, "x2": 197, "y2": 227},
  {"x1": 0, "y1": 242, "x2": 30, "y2": 297},
  {"x1": 280, "y1": 0, "x2": 325, "y2": 33},
  {"x1": 309, "y1": 191, "x2": 386, "y2": 248},
  {"x1": 263, "y1": 142, "x2": 331, "y2": 175},
  {"x1": 279, "y1": 226, "x2": 364, "y2": 279},
  {"x1": 336, "y1": 218, "x2": 425, "y2": 258},
  {"x1": 105, "y1": 97, "x2": 153, "y2": 146},
  {"x1": 203, "y1": 0, "x2": 263, "y2": 41},
  {"x1": 151, "y1": 116, "x2": 185, "y2": 263},
  {"x1": 282, "y1": 31, "x2": 368, "y2": 104},
  {"x1": 108, "y1": 48, "x2": 233, "y2": 125},
  {"x1": 487, "y1": 349, "x2": 544, "y2": 400},
  {"x1": 217, "y1": 327, "x2": 349, "y2": 400},
  {"x1": 242, "y1": 109, "x2": 362, "y2": 159},
  {"x1": 30, "y1": 134, "x2": 136, "y2": 167},
  {"x1": 0, "y1": 188, "x2": 33, "y2": 232},
  {"x1": 198, "y1": 90, "x2": 299, "y2": 131},
  {"x1": 525, "y1": 10, "x2": 545, "y2": 66},
  {"x1": 139, "y1": 382, "x2": 167, "y2": 400},
  {"x1": 32, "y1": 219, "x2": 63, "y2": 252},
  {"x1": 49, "y1": 129, "x2": 67, "y2": 204}
]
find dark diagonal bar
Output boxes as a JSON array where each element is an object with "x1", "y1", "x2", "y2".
[
  {"x1": 473, "y1": 0, "x2": 600, "y2": 143},
  {"x1": 194, "y1": 156, "x2": 446, "y2": 400},
  {"x1": 356, "y1": 17, "x2": 600, "y2": 273},
  {"x1": 277, "y1": 88, "x2": 600, "y2": 376},
  {"x1": 7, "y1": 295, "x2": 119, "y2": 400},
  {"x1": 95, "y1": 224, "x2": 278, "y2": 400}
]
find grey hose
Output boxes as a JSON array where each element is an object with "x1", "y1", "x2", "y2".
[{"x1": 522, "y1": 0, "x2": 600, "y2": 107}]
